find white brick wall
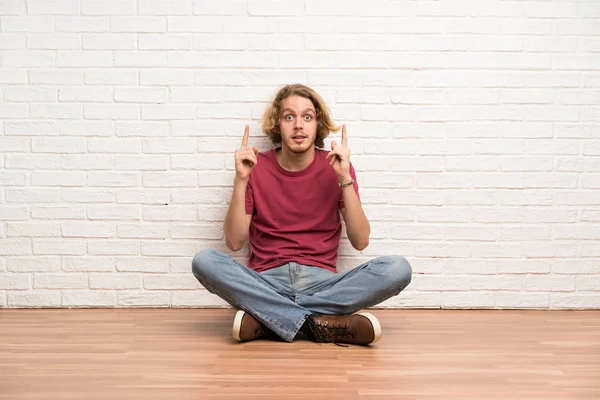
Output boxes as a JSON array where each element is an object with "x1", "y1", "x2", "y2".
[{"x1": 1, "y1": 0, "x2": 599, "y2": 309}]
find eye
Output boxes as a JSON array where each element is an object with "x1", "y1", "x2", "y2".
[
  {"x1": 304, "y1": 115, "x2": 313, "y2": 121},
  {"x1": 285, "y1": 114, "x2": 293, "y2": 121}
]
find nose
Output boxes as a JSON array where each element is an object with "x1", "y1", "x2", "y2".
[{"x1": 294, "y1": 117, "x2": 303, "y2": 130}]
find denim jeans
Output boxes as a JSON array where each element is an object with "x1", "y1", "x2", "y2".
[{"x1": 191, "y1": 248, "x2": 412, "y2": 342}]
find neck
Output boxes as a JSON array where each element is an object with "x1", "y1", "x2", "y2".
[{"x1": 276, "y1": 145, "x2": 315, "y2": 172}]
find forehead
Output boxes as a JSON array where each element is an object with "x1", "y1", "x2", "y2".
[{"x1": 280, "y1": 95, "x2": 315, "y2": 111}]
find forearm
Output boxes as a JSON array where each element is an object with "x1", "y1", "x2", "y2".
[
  {"x1": 223, "y1": 177, "x2": 250, "y2": 251},
  {"x1": 341, "y1": 185, "x2": 370, "y2": 251}
]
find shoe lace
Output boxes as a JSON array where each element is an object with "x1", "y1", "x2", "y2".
[{"x1": 306, "y1": 316, "x2": 351, "y2": 347}]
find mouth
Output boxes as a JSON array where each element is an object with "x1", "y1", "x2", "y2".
[{"x1": 292, "y1": 135, "x2": 307, "y2": 143}]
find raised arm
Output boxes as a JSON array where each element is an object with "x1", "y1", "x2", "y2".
[
  {"x1": 326, "y1": 125, "x2": 370, "y2": 251},
  {"x1": 223, "y1": 125, "x2": 258, "y2": 251}
]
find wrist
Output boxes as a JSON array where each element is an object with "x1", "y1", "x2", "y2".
[
  {"x1": 338, "y1": 177, "x2": 354, "y2": 188},
  {"x1": 337, "y1": 175, "x2": 352, "y2": 184},
  {"x1": 234, "y1": 175, "x2": 249, "y2": 186}
]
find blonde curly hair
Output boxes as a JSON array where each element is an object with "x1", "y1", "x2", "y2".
[{"x1": 262, "y1": 84, "x2": 340, "y2": 149}]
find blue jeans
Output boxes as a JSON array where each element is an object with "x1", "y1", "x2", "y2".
[{"x1": 191, "y1": 248, "x2": 412, "y2": 342}]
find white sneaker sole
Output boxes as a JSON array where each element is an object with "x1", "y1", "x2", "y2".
[
  {"x1": 232, "y1": 310, "x2": 245, "y2": 341},
  {"x1": 355, "y1": 312, "x2": 382, "y2": 343}
]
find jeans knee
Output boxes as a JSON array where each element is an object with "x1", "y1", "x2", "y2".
[
  {"x1": 385, "y1": 255, "x2": 412, "y2": 291},
  {"x1": 191, "y1": 248, "x2": 220, "y2": 281}
]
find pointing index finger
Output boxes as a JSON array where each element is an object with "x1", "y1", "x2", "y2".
[
  {"x1": 341, "y1": 124, "x2": 347, "y2": 147},
  {"x1": 241, "y1": 125, "x2": 249, "y2": 147}
]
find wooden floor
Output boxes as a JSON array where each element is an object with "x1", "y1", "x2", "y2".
[{"x1": 0, "y1": 309, "x2": 599, "y2": 400}]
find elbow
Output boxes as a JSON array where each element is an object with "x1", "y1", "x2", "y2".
[
  {"x1": 353, "y1": 239, "x2": 369, "y2": 252},
  {"x1": 225, "y1": 237, "x2": 245, "y2": 252}
]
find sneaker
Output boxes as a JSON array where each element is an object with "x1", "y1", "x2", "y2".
[
  {"x1": 304, "y1": 313, "x2": 382, "y2": 346},
  {"x1": 232, "y1": 310, "x2": 266, "y2": 342}
]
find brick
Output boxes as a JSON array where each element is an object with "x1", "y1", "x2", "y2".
[
  {"x1": 8, "y1": 292, "x2": 61, "y2": 307},
  {"x1": 0, "y1": 239, "x2": 31, "y2": 255},
  {"x1": 59, "y1": 87, "x2": 113, "y2": 102},
  {"x1": 143, "y1": 138, "x2": 197, "y2": 153},
  {"x1": 170, "y1": 223, "x2": 222, "y2": 239},
  {"x1": 34, "y1": 274, "x2": 86, "y2": 289},
  {"x1": 30, "y1": 104, "x2": 82, "y2": 119},
  {"x1": 114, "y1": 87, "x2": 168, "y2": 103},
  {"x1": 83, "y1": 34, "x2": 134, "y2": 50},
  {"x1": 444, "y1": 226, "x2": 496, "y2": 241},
  {"x1": 442, "y1": 292, "x2": 495, "y2": 309},
  {"x1": 0, "y1": 172, "x2": 27, "y2": 186},
  {"x1": 31, "y1": 171, "x2": 85, "y2": 187},
  {"x1": 138, "y1": 0, "x2": 192, "y2": 15},
  {"x1": 550, "y1": 294, "x2": 600, "y2": 310},
  {"x1": 115, "y1": 122, "x2": 169, "y2": 138},
  {"x1": 89, "y1": 273, "x2": 141, "y2": 289},
  {"x1": 140, "y1": 240, "x2": 199, "y2": 255},
  {"x1": 61, "y1": 154, "x2": 114, "y2": 170},
  {"x1": 29, "y1": 69, "x2": 84, "y2": 84},
  {"x1": 117, "y1": 223, "x2": 168, "y2": 239},
  {"x1": 171, "y1": 155, "x2": 223, "y2": 170},
  {"x1": 193, "y1": 0, "x2": 246, "y2": 15},
  {"x1": 0, "y1": 0, "x2": 24, "y2": 15},
  {"x1": 118, "y1": 292, "x2": 169, "y2": 307},
  {"x1": 86, "y1": 205, "x2": 140, "y2": 220},
  {"x1": 4, "y1": 87, "x2": 58, "y2": 102},
  {"x1": 31, "y1": 206, "x2": 85, "y2": 220},
  {"x1": 0, "y1": 273, "x2": 30, "y2": 289},
  {"x1": 116, "y1": 189, "x2": 169, "y2": 205},
  {"x1": 143, "y1": 172, "x2": 197, "y2": 187},
  {"x1": 141, "y1": 105, "x2": 195, "y2": 120},
  {"x1": 6, "y1": 189, "x2": 60, "y2": 203},
  {"x1": 0, "y1": 69, "x2": 26, "y2": 83},
  {"x1": 115, "y1": 155, "x2": 168, "y2": 170},
  {"x1": 81, "y1": 0, "x2": 135, "y2": 16},
  {"x1": 171, "y1": 189, "x2": 223, "y2": 204},
  {"x1": 5, "y1": 154, "x2": 60, "y2": 169},
  {"x1": 62, "y1": 291, "x2": 116, "y2": 307},
  {"x1": 57, "y1": 51, "x2": 112, "y2": 67},
  {"x1": 88, "y1": 240, "x2": 139, "y2": 255},
  {"x1": 391, "y1": 225, "x2": 441, "y2": 241},
  {"x1": 63, "y1": 257, "x2": 116, "y2": 272},
  {"x1": 87, "y1": 138, "x2": 141, "y2": 153},
  {"x1": 116, "y1": 257, "x2": 169, "y2": 273},
  {"x1": 6, "y1": 258, "x2": 61, "y2": 273},
  {"x1": 84, "y1": 104, "x2": 139, "y2": 120},
  {"x1": 5, "y1": 121, "x2": 58, "y2": 136},
  {"x1": 55, "y1": 17, "x2": 109, "y2": 32},
  {"x1": 33, "y1": 239, "x2": 86, "y2": 255},
  {"x1": 85, "y1": 69, "x2": 137, "y2": 85},
  {"x1": 1, "y1": 17, "x2": 53, "y2": 32},
  {"x1": 61, "y1": 222, "x2": 116, "y2": 238},
  {"x1": 60, "y1": 188, "x2": 114, "y2": 203},
  {"x1": 111, "y1": 17, "x2": 165, "y2": 32},
  {"x1": 114, "y1": 51, "x2": 167, "y2": 67},
  {"x1": 140, "y1": 69, "x2": 194, "y2": 86},
  {"x1": 88, "y1": 172, "x2": 139, "y2": 187},
  {"x1": 142, "y1": 206, "x2": 197, "y2": 221},
  {"x1": 27, "y1": 0, "x2": 80, "y2": 15}
]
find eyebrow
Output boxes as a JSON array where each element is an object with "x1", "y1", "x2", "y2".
[{"x1": 282, "y1": 108, "x2": 315, "y2": 113}]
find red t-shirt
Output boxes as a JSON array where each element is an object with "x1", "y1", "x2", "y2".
[{"x1": 245, "y1": 148, "x2": 359, "y2": 273}]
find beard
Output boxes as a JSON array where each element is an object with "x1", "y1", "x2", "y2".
[{"x1": 281, "y1": 134, "x2": 316, "y2": 154}]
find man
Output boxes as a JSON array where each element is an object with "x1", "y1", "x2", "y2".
[{"x1": 192, "y1": 84, "x2": 412, "y2": 346}]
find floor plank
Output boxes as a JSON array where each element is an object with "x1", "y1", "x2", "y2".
[{"x1": 0, "y1": 309, "x2": 599, "y2": 399}]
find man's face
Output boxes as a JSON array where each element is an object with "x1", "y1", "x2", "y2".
[{"x1": 278, "y1": 95, "x2": 318, "y2": 154}]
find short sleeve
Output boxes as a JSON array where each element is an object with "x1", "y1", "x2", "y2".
[
  {"x1": 245, "y1": 176, "x2": 255, "y2": 215},
  {"x1": 338, "y1": 163, "x2": 360, "y2": 210}
]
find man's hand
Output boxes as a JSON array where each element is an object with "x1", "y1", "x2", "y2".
[
  {"x1": 326, "y1": 124, "x2": 351, "y2": 183},
  {"x1": 235, "y1": 125, "x2": 259, "y2": 181}
]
